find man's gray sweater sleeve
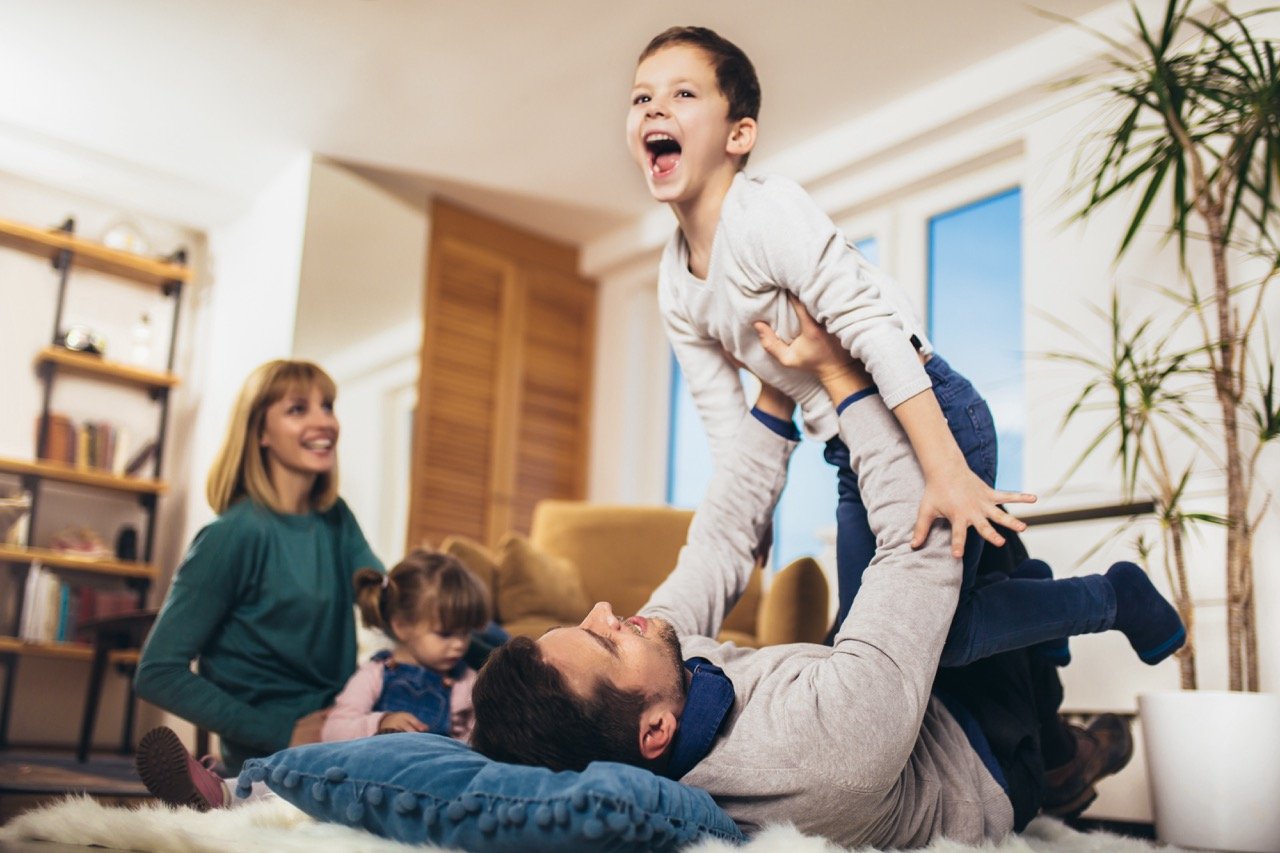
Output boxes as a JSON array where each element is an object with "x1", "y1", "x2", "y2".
[
  {"x1": 820, "y1": 395, "x2": 963, "y2": 785},
  {"x1": 641, "y1": 412, "x2": 796, "y2": 637}
]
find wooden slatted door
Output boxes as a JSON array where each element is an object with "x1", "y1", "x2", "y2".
[
  {"x1": 407, "y1": 202, "x2": 596, "y2": 550},
  {"x1": 506, "y1": 265, "x2": 596, "y2": 535}
]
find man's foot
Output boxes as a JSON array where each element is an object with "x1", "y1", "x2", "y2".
[
  {"x1": 1042, "y1": 713, "x2": 1134, "y2": 819},
  {"x1": 135, "y1": 726, "x2": 229, "y2": 811},
  {"x1": 1010, "y1": 558, "x2": 1071, "y2": 665},
  {"x1": 1105, "y1": 561, "x2": 1186, "y2": 664}
]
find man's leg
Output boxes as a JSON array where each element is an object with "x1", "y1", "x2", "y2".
[
  {"x1": 939, "y1": 529, "x2": 1136, "y2": 827},
  {"x1": 934, "y1": 649, "x2": 1047, "y2": 831}
]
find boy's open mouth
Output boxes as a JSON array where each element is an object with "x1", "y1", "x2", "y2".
[{"x1": 645, "y1": 132, "x2": 681, "y2": 178}]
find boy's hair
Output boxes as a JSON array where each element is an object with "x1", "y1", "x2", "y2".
[
  {"x1": 206, "y1": 359, "x2": 340, "y2": 515},
  {"x1": 639, "y1": 26, "x2": 761, "y2": 165},
  {"x1": 470, "y1": 636, "x2": 648, "y2": 771},
  {"x1": 355, "y1": 550, "x2": 491, "y2": 638}
]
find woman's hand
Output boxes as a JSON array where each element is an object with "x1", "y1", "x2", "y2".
[
  {"x1": 289, "y1": 708, "x2": 330, "y2": 746},
  {"x1": 377, "y1": 711, "x2": 429, "y2": 735}
]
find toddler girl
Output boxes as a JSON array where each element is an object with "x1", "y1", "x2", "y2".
[{"x1": 321, "y1": 549, "x2": 491, "y2": 743}]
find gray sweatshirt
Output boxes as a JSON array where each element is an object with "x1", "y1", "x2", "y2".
[
  {"x1": 641, "y1": 400, "x2": 1013, "y2": 849},
  {"x1": 658, "y1": 171, "x2": 934, "y2": 464}
]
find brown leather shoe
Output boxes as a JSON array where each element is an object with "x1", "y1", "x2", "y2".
[{"x1": 1041, "y1": 713, "x2": 1134, "y2": 819}]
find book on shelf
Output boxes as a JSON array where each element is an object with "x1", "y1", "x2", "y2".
[
  {"x1": 17, "y1": 563, "x2": 60, "y2": 643},
  {"x1": 70, "y1": 585, "x2": 139, "y2": 641},
  {"x1": 16, "y1": 562, "x2": 139, "y2": 644},
  {"x1": 37, "y1": 413, "x2": 75, "y2": 464},
  {"x1": 35, "y1": 413, "x2": 140, "y2": 476}
]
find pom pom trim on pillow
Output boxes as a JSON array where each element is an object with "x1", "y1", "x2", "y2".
[{"x1": 239, "y1": 732, "x2": 744, "y2": 852}]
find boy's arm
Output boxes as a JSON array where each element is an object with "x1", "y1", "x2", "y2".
[
  {"x1": 894, "y1": 390, "x2": 1031, "y2": 555},
  {"x1": 664, "y1": 303, "x2": 748, "y2": 465},
  {"x1": 752, "y1": 185, "x2": 1034, "y2": 555}
]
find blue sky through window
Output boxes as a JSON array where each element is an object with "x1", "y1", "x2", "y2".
[{"x1": 927, "y1": 188, "x2": 1024, "y2": 490}]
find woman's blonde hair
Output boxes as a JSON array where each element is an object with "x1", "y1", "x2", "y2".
[{"x1": 206, "y1": 359, "x2": 340, "y2": 514}]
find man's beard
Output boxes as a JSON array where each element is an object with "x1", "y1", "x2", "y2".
[{"x1": 654, "y1": 618, "x2": 688, "y2": 702}]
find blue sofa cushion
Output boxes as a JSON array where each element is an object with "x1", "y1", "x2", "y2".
[{"x1": 239, "y1": 733, "x2": 744, "y2": 851}]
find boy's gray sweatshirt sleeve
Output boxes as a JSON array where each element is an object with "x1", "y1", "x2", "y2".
[
  {"x1": 641, "y1": 412, "x2": 796, "y2": 637},
  {"x1": 662, "y1": 304, "x2": 748, "y2": 467}
]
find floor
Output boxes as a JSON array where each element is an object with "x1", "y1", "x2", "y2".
[{"x1": 0, "y1": 747, "x2": 153, "y2": 848}]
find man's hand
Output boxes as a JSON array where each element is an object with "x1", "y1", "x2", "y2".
[
  {"x1": 912, "y1": 461, "x2": 1035, "y2": 557},
  {"x1": 754, "y1": 297, "x2": 872, "y2": 403},
  {"x1": 289, "y1": 708, "x2": 330, "y2": 746},
  {"x1": 377, "y1": 711, "x2": 429, "y2": 735}
]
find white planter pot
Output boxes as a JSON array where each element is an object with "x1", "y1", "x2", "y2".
[{"x1": 1139, "y1": 690, "x2": 1280, "y2": 852}]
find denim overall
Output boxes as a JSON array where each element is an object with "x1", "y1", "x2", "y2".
[{"x1": 370, "y1": 650, "x2": 465, "y2": 735}]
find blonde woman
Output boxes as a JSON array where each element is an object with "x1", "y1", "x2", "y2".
[{"x1": 134, "y1": 359, "x2": 382, "y2": 806}]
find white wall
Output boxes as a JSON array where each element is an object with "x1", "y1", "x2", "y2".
[
  {"x1": 293, "y1": 159, "x2": 429, "y2": 564},
  {"x1": 178, "y1": 154, "x2": 314, "y2": 543},
  {"x1": 581, "y1": 0, "x2": 1280, "y2": 822}
]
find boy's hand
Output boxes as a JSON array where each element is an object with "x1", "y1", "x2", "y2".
[
  {"x1": 912, "y1": 461, "x2": 1035, "y2": 557},
  {"x1": 378, "y1": 711, "x2": 429, "y2": 734}
]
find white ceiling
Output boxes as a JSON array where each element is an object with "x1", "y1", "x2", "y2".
[{"x1": 2, "y1": 0, "x2": 1120, "y2": 246}]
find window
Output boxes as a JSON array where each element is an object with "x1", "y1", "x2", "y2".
[
  {"x1": 927, "y1": 188, "x2": 1024, "y2": 490},
  {"x1": 665, "y1": 357, "x2": 715, "y2": 511}
]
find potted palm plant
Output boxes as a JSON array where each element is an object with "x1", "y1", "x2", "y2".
[{"x1": 1054, "y1": 1, "x2": 1280, "y2": 848}]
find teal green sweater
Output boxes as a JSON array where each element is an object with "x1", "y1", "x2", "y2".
[{"x1": 135, "y1": 497, "x2": 382, "y2": 773}]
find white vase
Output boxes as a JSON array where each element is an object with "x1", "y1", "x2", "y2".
[{"x1": 1139, "y1": 690, "x2": 1280, "y2": 852}]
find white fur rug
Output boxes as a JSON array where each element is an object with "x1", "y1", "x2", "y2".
[{"x1": 0, "y1": 795, "x2": 1183, "y2": 852}]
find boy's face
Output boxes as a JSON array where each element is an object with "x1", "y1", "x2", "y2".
[{"x1": 627, "y1": 44, "x2": 754, "y2": 205}]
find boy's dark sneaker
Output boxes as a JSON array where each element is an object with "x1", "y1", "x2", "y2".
[
  {"x1": 1041, "y1": 713, "x2": 1134, "y2": 819},
  {"x1": 135, "y1": 725, "x2": 229, "y2": 811}
]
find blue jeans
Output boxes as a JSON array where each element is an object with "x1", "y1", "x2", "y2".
[{"x1": 824, "y1": 354, "x2": 1114, "y2": 665}]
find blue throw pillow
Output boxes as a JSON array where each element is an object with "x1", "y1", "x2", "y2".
[{"x1": 239, "y1": 733, "x2": 745, "y2": 851}]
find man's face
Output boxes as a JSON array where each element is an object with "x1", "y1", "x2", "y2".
[{"x1": 539, "y1": 602, "x2": 686, "y2": 708}]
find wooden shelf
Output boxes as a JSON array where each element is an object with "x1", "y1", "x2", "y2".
[
  {"x1": 0, "y1": 544, "x2": 155, "y2": 580},
  {"x1": 0, "y1": 636, "x2": 139, "y2": 665},
  {"x1": 35, "y1": 347, "x2": 179, "y2": 392},
  {"x1": 0, "y1": 217, "x2": 190, "y2": 288},
  {"x1": 0, "y1": 456, "x2": 165, "y2": 497}
]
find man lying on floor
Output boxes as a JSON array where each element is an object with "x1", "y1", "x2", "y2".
[{"x1": 469, "y1": 317, "x2": 1171, "y2": 849}]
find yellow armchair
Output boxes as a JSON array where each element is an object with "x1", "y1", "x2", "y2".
[{"x1": 443, "y1": 500, "x2": 829, "y2": 648}]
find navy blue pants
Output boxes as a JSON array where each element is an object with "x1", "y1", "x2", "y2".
[{"x1": 824, "y1": 354, "x2": 1114, "y2": 665}]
